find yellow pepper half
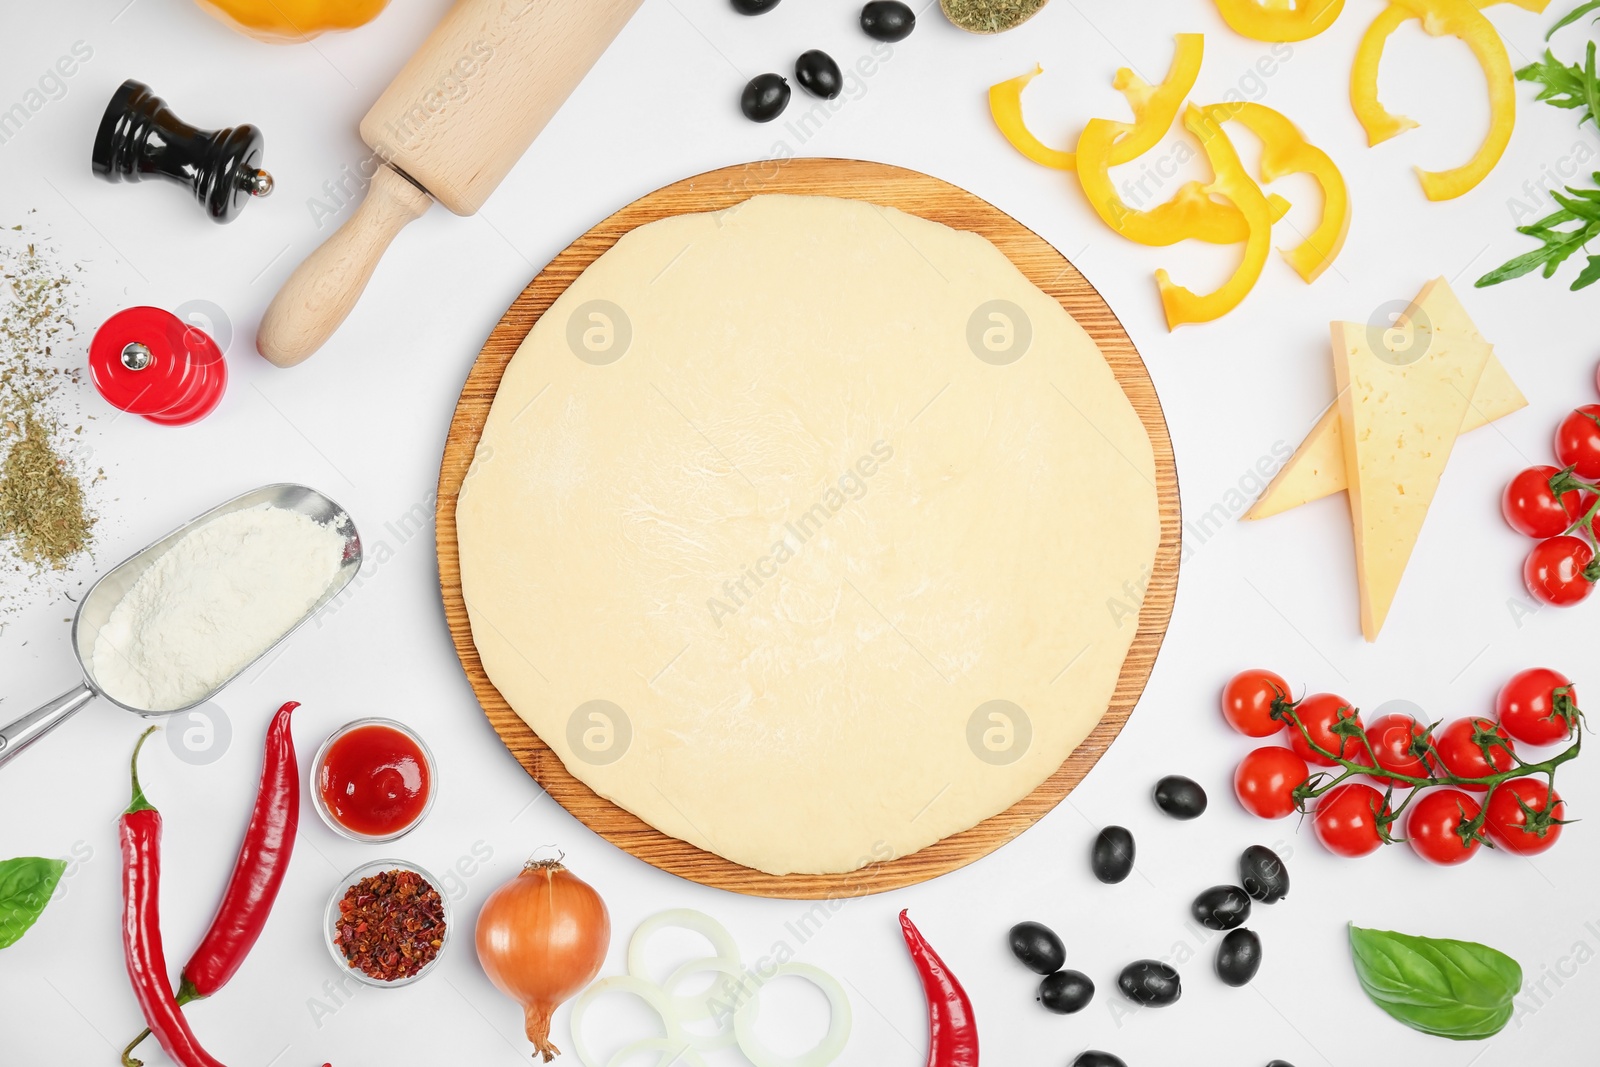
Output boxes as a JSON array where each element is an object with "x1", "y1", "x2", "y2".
[
  {"x1": 1349, "y1": 0, "x2": 1517, "y2": 200},
  {"x1": 990, "y1": 34, "x2": 1206, "y2": 172},
  {"x1": 1200, "y1": 102, "x2": 1351, "y2": 282},
  {"x1": 193, "y1": 0, "x2": 389, "y2": 43},
  {"x1": 1156, "y1": 106, "x2": 1278, "y2": 328},
  {"x1": 1213, "y1": 0, "x2": 1345, "y2": 42}
]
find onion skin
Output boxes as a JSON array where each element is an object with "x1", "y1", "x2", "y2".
[{"x1": 475, "y1": 858, "x2": 610, "y2": 1062}]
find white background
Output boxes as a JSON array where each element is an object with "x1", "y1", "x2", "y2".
[{"x1": 2, "y1": 1, "x2": 1598, "y2": 1065}]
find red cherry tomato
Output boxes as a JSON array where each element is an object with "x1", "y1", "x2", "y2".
[
  {"x1": 1434, "y1": 717, "x2": 1516, "y2": 790},
  {"x1": 1221, "y1": 668, "x2": 1292, "y2": 737},
  {"x1": 1497, "y1": 668, "x2": 1579, "y2": 746},
  {"x1": 1363, "y1": 713, "x2": 1433, "y2": 787},
  {"x1": 1286, "y1": 693, "x2": 1364, "y2": 766},
  {"x1": 1555, "y1": 404, "x2": 1600, "y2": 479},
  {"x1": 1484, "y1": 778, "x2": 1565, "y2": 855},
  {"x1": 1233, "y1": 746, "x2": 1310, "y2": 820},
  {"x1": 1502, "y1": 465, "x2": 1585, "y2": 538},
  {"x1": 1405, "y1": 788, "x2": 1483, "y2": 866},
  {"x1": 1524, "y1": 536, "x2": 1596, "y2": 607},
  {"x1": 1313, "y1": 783, "x2": 1390, "y2": 857}
]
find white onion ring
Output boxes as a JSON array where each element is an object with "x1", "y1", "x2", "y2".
[
  {"x1": 627, "y1": 909, "x2": 741, "y2": 981},
  {"x1": 660, "y1": 955, "x2": 754, "y2": 1051},
  {"x1": 733, "y1": 962, "x2": 852, "y2": 1067},
  {"x1": 570, "y1": 975, "x2": 685, "y2": 1067},
  {"x1": 603, "y1": 1036, "x2": 708, "y2": 1067}
]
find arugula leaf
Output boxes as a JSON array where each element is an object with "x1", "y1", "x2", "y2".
[
  {"x1": 0, "y1": 857, "x2": 67, "y2": 950},
  {"x1": 1478, "y1": 172, "x2": 1600, "y2": 288},
  {"x1": 1516, "y1": 43, "x2": 1600, "y2": 127},
  {"x1": 1547, "y1": 0, "x2": 1600, "y2": 39},
  {"x1": 1349, "y1": 925, "x2": 1522, "y2": 1041},
  {"x1": 1572, "y1": 254, "x2": 1600, "y2": 289}
]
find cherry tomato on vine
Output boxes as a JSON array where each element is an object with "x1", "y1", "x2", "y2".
[
  {"x1": 1287, "y1": 693, "x2": 1364, "y2": 766},
  {"x1": 1405, "y1": 788, "x2": 1483, "y2": 866},
  {"x1": 1434, "y1": 717, "x2": 1516, "y2": 790},
  {"x1": 1497, "y1": 668, "x2": 1579, "y2": 746},
  {"x1": 1233, "y1": 746, "x2": 1309, "y2": 820},
  {"x1": 1364, "y1": 713, "x2": 1433, "y2": 787},
  {"x1": 1484, "y1": 778, "x2": 1566, "y2": 855},
  {"x1": 1222, "y1": 668, "x2": 1292, "y2": 737},
  {"x1": 1524, "y1": 536, "x2": 1596, "y2": 607},
  {"x1": 1555, "y1": 404, "x2": 1600, "y2": 479},
  {"x1": 1313, "y1": 783, "x2": 1390, "y2": 858},
  {"x1": 1502, "y1": 465, "x2": 1585, "y2": 539}
]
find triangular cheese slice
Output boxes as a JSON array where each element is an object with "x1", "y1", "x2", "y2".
[
  {"x1": 1333, "y1": 320, "x2": 1493, "y2": 641},
  {"x1": 1245, "y1": 278, "x2": 1525, "y2": 519}
]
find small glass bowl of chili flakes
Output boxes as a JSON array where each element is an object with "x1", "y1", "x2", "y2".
[{"x1": 324, "y1": 859, "x2": 451, "y2": 987}]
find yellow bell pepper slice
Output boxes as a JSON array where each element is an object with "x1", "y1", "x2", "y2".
[
  {"x1": 1349, "y1": 0, "x2": 1516, "y2": 200},
  {"x1": 1076, "y1": 116, "x2": 1291, "y2": 246},
  {"x1": 1213, "y1": 0, "x2": 1345, "y2": 42},
  {"x1": 1350, "y1": 5, "x2": 1419, "y2": 145},
  {"x1": 990, "y1": 34, "x2": 1205, "y2": 172},
  {"x1": 1201, "y1": 101, "x2": 1350, "y2": 282},
  {"x1": 989, "y1": 66, "x2": 1077, "y2": 170},
  {"x1": 1156, "y1": 105, "x2": 1278, "y2": 328},
  {"x1": 195, "y1": 0, "x2": 388, "y2": 42}
]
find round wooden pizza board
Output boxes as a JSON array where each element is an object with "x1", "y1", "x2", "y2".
[{"x1": 436, "y1": 158, "x2": 1181, "y2": 899}]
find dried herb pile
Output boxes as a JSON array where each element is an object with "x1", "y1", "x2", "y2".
[
  {"x1": 0, "y1": 229, "x2": 96, "y2": 578},
  {"x1": 941, "y1": 0, "x2": 1049, "y2": 33}
]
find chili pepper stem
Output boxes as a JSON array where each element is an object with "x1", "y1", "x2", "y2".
[
  {"x1": 121, "y1": 983, "x2": 204, "y2": 1065},
  {"x1": 120, "y1": 1029, "x2": 145, "y2": 1067},
  {"x1": 126, "y1": 726, "x2": 157, "y2": 814}
]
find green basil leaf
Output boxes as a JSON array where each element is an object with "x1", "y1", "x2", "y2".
[
  {"x1": 1348, "y1": 924, "x2": 1522, "y2": 1041},
  {"x1": 0, "y1": 856, "x2": 68, "y2": 950}
]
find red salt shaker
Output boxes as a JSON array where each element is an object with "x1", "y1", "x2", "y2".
[{"x1": 88, "y1": 305, "x2": 227, "y2": 424}]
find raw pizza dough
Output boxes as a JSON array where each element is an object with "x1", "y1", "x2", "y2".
[{"x1": 456, "y1": 194, "x2": 1160, "y2": 876}]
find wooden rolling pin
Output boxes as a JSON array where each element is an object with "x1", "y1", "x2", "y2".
[{"x1": 257, "y1": 0, "x2": 643, "y2": 366}]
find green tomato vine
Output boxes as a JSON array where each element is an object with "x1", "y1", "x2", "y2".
[{"x1": 1274, "y1": 692, "x2": 1581, "y2": 847}]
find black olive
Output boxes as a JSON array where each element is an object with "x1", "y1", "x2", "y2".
[
  {"x1": 860, "y1": 0, "x2": 916, "y2": 41},
  {"x1": 1008, "y1": 920, "x2": 1065, "y2": 975},
  {"x1": 1038, "y1": 969, "x2": 1094, "y2": 1014},
  {"x1": 1116, "y1": 959, "x2": 1181, "y2": 1006},
  {"x1": 1216, "y1": 928, "x2": 1262, "y2": 987},
  {"x1": 1191, "y1": 885, "x2": 1252, "y2": 931},
  {"x1": 731, "y1": 0, "x2": 781, "y2": 14},
  {"x1": 1239, "y1": 844, "x2": 1290, "y2": 904},
  {"x1": 740, "y1": 74, "x2": 791, "y2": 123},
  {"x1": 1153, "y1": 775, "x2": 1207, "y2": 819},
  {"x1": 1091, "y1": 825, "x2": 1136, "y2": 883},
  {"x1": 1073, "y1": 1053, "x2": 1128, "y2": 1067},
  {"x1": 795, "y1": 50, "x2": 843, "y2": 99}
]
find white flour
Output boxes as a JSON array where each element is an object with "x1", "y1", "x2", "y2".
[{"x1": 91, "y1": 503, "x2": 347, "y2": 711}]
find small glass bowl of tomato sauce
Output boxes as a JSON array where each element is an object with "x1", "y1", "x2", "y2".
[{"x1": 311, "y1": 718, "x2": 436, "y2": 842}]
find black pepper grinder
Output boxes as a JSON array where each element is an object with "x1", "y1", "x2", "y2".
[{"x1": 91, "y1": 79, "x2": 273, "y2": 224}]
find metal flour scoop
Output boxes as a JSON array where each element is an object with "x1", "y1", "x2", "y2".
[{"x1": 0, "y1": 483, "x2": 362, "y2": 769}]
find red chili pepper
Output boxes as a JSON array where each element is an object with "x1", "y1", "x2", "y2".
[
  {"x1": 119, "y1": 727, "x2": 231, "y2": 1067},
  {"x1": 123, "y1": 702, "x2": 300, "y2": 1066},
  {"x1": 899, "y1": 910, "x2": 979, "y2": 1067}
]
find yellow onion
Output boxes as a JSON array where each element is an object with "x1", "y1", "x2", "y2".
[{"x1": 476, "y1": 857, "x2": 610, "y2": 1062}]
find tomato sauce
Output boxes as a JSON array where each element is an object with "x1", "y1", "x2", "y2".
[{"x1": 318, "y1": 723, "x2": 431, "y2": 837}]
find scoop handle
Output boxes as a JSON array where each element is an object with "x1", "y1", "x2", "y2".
[
  {"x1": 0, "y1": 683, "x2": 95, "y2": 770},
  {"x1": 255, "y1": 165, "x2": 434, "y2": 368}
]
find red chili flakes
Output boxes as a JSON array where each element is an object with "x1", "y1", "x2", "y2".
[{"x1": 333, "y1": 868, "x2": 446, "y2": 981}]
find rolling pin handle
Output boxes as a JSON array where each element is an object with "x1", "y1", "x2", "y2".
[{"x1": 255, "y1": 165, "x2": 434, "y2": 367}]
